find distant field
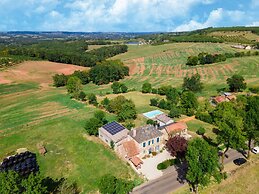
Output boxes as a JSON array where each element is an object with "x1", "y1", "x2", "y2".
[
  {"x1": 208, "y1": 31, "x2": 259, "y2": 43},
  {"x1": 111, "y1": 43, "x2": 259, "y2": 97},
  {"x1": 0, "y1": 61, "x2": 88, "y2": 85}
]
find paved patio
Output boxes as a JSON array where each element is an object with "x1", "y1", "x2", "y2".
[{"x1": 138, "y1": 150, "x2": 173, "y2": 180}]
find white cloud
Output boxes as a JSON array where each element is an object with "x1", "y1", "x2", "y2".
[
  {"x1": 174, "y1": 8, "x2": 223, "y2": 31},
  {"x1": 247, "y1": 21, "x2": 259, "y2": 26},
  {"x1": 174, "y1": 8, "x2": 247, "y2": 32}
]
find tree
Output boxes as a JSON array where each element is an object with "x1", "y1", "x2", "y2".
[
  {"x1": 107, "y1": 96, "x2": 128, "y2": 113},
  {"x1": 150, "y1": 98, "x2": 159, "y2": 106},
  {"x1": 244, "y1": 96, "x2": 259, "y2": 158},
  {"x1": 213, "y1": 102, "x2": 246, "y2": 165},
  {"x1": 66, "y1": 76, "x2": 83, "y2": 99},
  {"x1": 98, "y1": 175, "x2": 134, "y2": 194},
  {"x1": 101, "y1": 97, "x2": 110, "y2": 108},
  {"x1": 166, "y1": 87, "x2": 180, "y2": 105},
  {"x1": 72, "y1": 70, "x2": 90, "y2": 85},
  {"x1": 183, "y1": 74, "x2": 203, "y2": 92},
  {"x1": 0, "y1": 171, "x2": 47, "y2": 194},
  {"x1": 196, "y1": 127, "x2": 206, "y2": 136},
  {"x1": 53, "y1": 74, "x2": 68, "y2": 87},
  {"x1": 227, "y1": 74, "x2": 246, "y2": 92},
  {"x1": 120, "y1": 84, "x2": 128, "y2": 93},
  {"x1": 180, "y1": 91, "x2": 198, "y2": 116},
  {"x1": 186, "y1": 138, "x2": 222, "y2": 194},
  {"x1": 56, "y1": 179, "x2": 79, "y2": 194},
  {"x1": 169, "y1": 106, "x2": 181, "y2": 118},
  {"x1": 111, "y1": 82, "x2": 121, "y2": 94},
  {"x1": 117, "y1": 101, "x2": 137, "y2": 122},
  {"x1": 21, "y1": 173, "x2": 47, "y2": 194},
  {"x1": 124, "y1": 120, "x2": 135, "y2": 130},
  {"x1": 78, "y1": 91, "x2": 86, "y2": 101},
  {"x1": 166, "y1": 136, "x2": 187, "y2": 160},
  {"x1": 142, "y1": 82, "x2": 152, "y2": 93},
  {"x1": 186, "y1": 56, "x2": 198, "y2": 66},
  {"x1": 158, "y1": 99, "x2": 167, "y2": 109},
  {"x1": 94, "y1": 110, "x2": 106, "y2": 122},
  {"x1": 88, "y1": 93, "x2": 97, "y2": 105},
  {"x1": 84, "y1": 117, "x2": 103, "y2": 136}
]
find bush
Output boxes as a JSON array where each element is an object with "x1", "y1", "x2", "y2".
[
  {"x1": 157, "y1": 159, "x2": 180, "y2": 170},
  {"x1": 150, "y1": 98, "x2": 159, "y2": 106},
  {"x1": 142, "y1": 82, "x2": 152, "y2": 93},
  {"x1": 197, "y1": 127, "x2": 206, "y2": 135},
  {"x1": 53, "y1": 73, "x2": 68, "y2": 87},
  {"x1": 78, "y1": 91, "x2": 86, "y2": 101},
  {"x1": 147, "y1": 119, "x2": 156, "y2": 125},
  {"x1": 151, "y1": 88, "x2": 158, "y2": 94},
  {"x1": 157, "y1": 163, "x2": 167, "y2": 170},
  {"x1": 88, "y1": 93, "x2": 98, "y2": 105}
]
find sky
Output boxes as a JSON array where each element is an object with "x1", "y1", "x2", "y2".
[{"x1": 0, "y1": 0, "x2": 258, "y2": 32}]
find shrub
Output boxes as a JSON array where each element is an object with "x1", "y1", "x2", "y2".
[
  {"x1": 150, "y1": 98, "x2": 159, "y2": 106},
  {"x1": 151, "y1": 88, "x2": 158, "y2": 94},
  {"x1": 142, "y1": 82, "x2": 152, "y2": 93},
  {"x1": 157, "y1": 163, "x2": 167, "y2": 170},
  {"x1": 78, "y1": 91, "x2": 86, "y2": 101},
  {"x1": 147, "y1": 119, "x2": 156, "y2": 125},
  {"x1": 197, "y1": 127, "x2": 206, "y2": 135},
  {"x1": 53, "y1": 73, "x2": 68, "y2": 87}
]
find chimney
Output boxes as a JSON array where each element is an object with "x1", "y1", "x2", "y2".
[{"x1": 132, "y1": 129, "x2": 136, "y2": 137}]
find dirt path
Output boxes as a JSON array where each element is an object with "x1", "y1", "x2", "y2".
[{"x1": 177, "y1": 116, "x2": 195, "y2": 123}]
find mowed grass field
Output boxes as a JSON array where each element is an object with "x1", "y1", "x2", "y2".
[
  {"x1": 110, "y1": 43, "x2": 259, "y2": 97},
  {"x1": 0, "y1": 63, "x2": 139, "y2": 193}
]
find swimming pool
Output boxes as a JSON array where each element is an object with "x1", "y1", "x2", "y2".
[{"x1": 143, "y1": 110, "x2": 164, "y2": 119}]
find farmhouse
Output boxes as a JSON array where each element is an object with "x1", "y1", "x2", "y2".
[
  {"x1": 129, "y1": 125, "x2": 164, "y2": 157},
  {"x1": 98, "y1": 121, "x2": 129, "y2": 147},
  {"x1": 211, "y1": 92, "x2": 236, "y2": 105}
]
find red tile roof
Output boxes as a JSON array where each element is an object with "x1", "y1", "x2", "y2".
[
  {"x1": 214, "y1": 96, "x2": 226, "y2": 104},
  {"x1": 123, "y1": 140, "x2": 139, "y2": 158},
  {"x1": 166, "y1": 122, "x2": 187, "y2": 134},
  {"x1": 130, "y1": 156, "x2": 143, "y2": 167}
]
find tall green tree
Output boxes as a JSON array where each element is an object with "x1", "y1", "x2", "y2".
[
  {"x1": 186, "y1": 56, "x2": 199, "y2": 66},
  {"x1": 244, "y1": 96, "x2": 259, "y2": 158},
  {"x1": 227, "y1": 74, "x2": 246, "y2": 92},
  {"x1": 180, "y1": 91, "x2": 198, "y2": 116},
  {"x1": 117, "y1": 101, "x2": 137, "y2": 122},
  {"x1": 213, "y1": 102, "x2": 246, "y2": 165},
  {"x1": 182, "y1": 73, "x2": 203, "y2": 92},
  {"x1": 186, "y1": 138, "x2": 222, "y2": 194},
  {"x1": 66, "y1": 76, "x2": 83, "y2": 99},
  {"x1": 166, "y1": 87, "x2": 180, "y2": 105}
]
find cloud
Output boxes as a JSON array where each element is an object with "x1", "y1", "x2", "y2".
[
  {"x1": 174, "y1": 8, "x2": 223, "y2": 31},
  {"x1": 251, "y1": 0, "x2": 259, "y2": 7},
  {"x1": 247, "y1": 21, "x2": 259, "y2": 26},
  {"x1": 174, "y1": 8, "x2": 247, "y2": 32}
]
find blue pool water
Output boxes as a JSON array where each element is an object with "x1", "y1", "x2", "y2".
[{"x1": 143, "y1": 110, "x2": 164, "y2": 119}]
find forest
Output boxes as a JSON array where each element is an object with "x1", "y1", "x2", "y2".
[{"x1": 1, "y1": 40, "x2": 128, "y2": 67}]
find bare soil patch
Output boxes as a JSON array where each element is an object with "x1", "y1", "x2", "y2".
[{"x1": 0, "y1": 61, "x2": 88, "y2": 86}]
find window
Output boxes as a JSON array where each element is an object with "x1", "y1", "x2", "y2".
[
  {"x1": 152, "y1": 139, "x2": 154, "y2": 144},
  {"x1": 157, "y1": 137, "x2": 160, "y2": 143},
  {"x1": 148, "y1": 141, "x2": 151, "y2": 145},
  {"x1": 143, "y1": 142, "x2": 146, "y2": 147}
]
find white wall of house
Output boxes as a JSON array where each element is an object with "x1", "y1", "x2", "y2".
[
  {"x1": 98, "y1": 128, "x2": 112, "y2": 146},
  {"x1": 137, "y1": 136, "x2": 163, "y2": 157}
]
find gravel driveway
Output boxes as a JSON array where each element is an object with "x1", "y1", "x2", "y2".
[{"x1": 138, "y1": 150, "x2": 173, "y2": 180}]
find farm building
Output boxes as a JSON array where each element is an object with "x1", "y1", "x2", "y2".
[
  {"x1": 98, "y1": 121, "x2": 129, "y2": 147},
  {"x1": 164, "y1": 122, "x2": 191, "y2": 140},
  {"x1": 143, "y1": 110, "x2": 173, "y2": 126}
]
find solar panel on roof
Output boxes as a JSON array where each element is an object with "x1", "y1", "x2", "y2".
[{"x1": 103, "y1": 121, "x2": 125, "y2": 135}]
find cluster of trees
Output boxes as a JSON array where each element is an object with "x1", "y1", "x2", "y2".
[
  {"x1": 111, "y1": 82, "x2": 128, "y2": 94},
  {"x1": 186, "y1": 52, "x2": 227, "y2": 66},
  {"x1": 165, "y1": 136, "x2": 223, "y2": 193},
  {"x1": 89, "y1": 60, "x2": 129, "y2": 85},
  {"x1": 0, "y1": 171, "x2": 79, "y2": 194},
  {"x1": 186, "y1": 51, "x2": 259, "y2": 66},
  {"x1": 98, "y1": 174, "x2": 135, "y2": 194},
  {"x1": 226, "y1": 74, "x2": 247, "y2": 92},
  {"x1": 6, "y1": 41, "x2": 128, "y2": 67},
  {"x1": 197, "y1": 95, "x2": 259, "y2": 161},
  {"x1": 85, "y1": 111, "x2": 108, "y2": 136},
  {"x1": 104, "y1": 96, "x2": 137, "y2": 122},
  {"x1": 53, "y1": 60, "x2": 129, "y2": 89},
  {"x1": 148, "y1": 83, "x2": 198, "y2": 116}
]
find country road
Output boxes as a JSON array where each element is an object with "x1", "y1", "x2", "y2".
[{"x1": 132, "y1": 149, "x2": 244, "y2": 194}]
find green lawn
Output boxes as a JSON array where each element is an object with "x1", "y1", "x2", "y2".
[{"x1": 0, "y1": 84, "x2": 139, "y2": 193}]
